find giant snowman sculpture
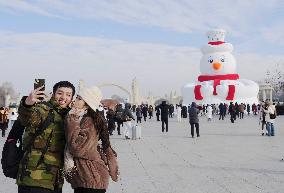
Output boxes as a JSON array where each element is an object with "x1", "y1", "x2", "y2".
[{"x1": 182, "y1": 29, "x2": 259, "y2": 105}]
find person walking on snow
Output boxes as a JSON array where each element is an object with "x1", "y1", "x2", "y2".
[
  {"x1": 8, "y1": 110, "x2": 18, "y2": 129},
  {"x1": 123, "y1": 103, "x2": 135, "y2": 139},
  {"x1": 176, "y1": 105, "x2": 182, "y2": 122},
  {"x1": 188, "y1": 102, "x2": 200, "y2": 138},
  {"x1": 136, "y1": 105, "x2": 142, "y2": 123},
  {"x1": 262, "y1": 101, "x2": 277, "y2": 136},
  {"x1": 206, "y1": 104, "x2": 213, "y2": 121},
  {"x1": 142, "y1": 105, "x2": 148, "y2": 122},
  {"x1": 159, "y1": 101, "x2": 170, "y2": 132},
  {"x1": 259, "y1": 101, "x2": 268, "y2": 136},
  {"x1": 155, "y1": 105, "x2": 160, "y2": 121},
  {"x1": 148, "y1": 105, "x2": 154, "y2": 119}
]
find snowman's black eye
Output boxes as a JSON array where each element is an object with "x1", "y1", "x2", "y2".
[
  {"x1": 221, "y1": 58, "x2": 225, "y2": 62},
  {"x1": 209, "y1": 59, "x2": 213, "y2": 63}
]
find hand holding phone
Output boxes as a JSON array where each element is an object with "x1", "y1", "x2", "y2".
[
  {"x1": 34, "y1": 79, "x2": 45, "y2": 91},
  {"x1": 25, "y1": 79, "x2": 46, "y2": 106}
]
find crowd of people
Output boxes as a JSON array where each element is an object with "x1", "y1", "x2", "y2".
[
  {"x1": 0, "y1": 80, "x2": 280, "y2": 193},
  {"x1": 0, "y1": 107, "x2": 18, "y2": 137},
  {"x1": 4, "y1": 99, "x2": 277, "y2": 142},
  {"x1": 100, "y1": 100, "x2": 278, "y2": 139}
]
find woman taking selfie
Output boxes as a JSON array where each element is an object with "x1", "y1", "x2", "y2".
[{"x1": 64, "y1": 85, "x2": 119, "y2": 193}]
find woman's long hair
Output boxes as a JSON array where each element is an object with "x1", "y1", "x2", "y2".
[{"x1": 84, "y1": 107, "x2": 111, "y2": 150}]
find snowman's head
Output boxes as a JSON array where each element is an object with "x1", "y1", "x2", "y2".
[
  {"x1": 200, "y1": 52, "x2": 236, "y2": 75},
  {"x1": 200, "y1": 29, "x2": 238, "y2": 75}
]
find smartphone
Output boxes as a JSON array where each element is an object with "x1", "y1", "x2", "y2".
[{"x1": 34, "y1": 79, "x2": 45, "y2": 101}]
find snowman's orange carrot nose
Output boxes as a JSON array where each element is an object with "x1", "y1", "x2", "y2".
[{"x1": 213, "y1": 62, "x2": 222, "y2": 70}]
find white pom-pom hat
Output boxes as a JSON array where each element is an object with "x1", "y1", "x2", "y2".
[
  {"x1": 78, "y1": 85, "x2": 103, "y2": 111},
  {"x1": 201, "y1": 29, "x2": 234, "y2": 54}
]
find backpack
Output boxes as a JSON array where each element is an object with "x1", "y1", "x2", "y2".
[
  {"x1": 115, "y1": 110, "x2": 130, "y2": 122},
  {"x1": 1, "y1": 109, "x2": 54, "y2": 179},
  {"x1": 115, "y1": 111, "x2": 123, "y2": 121},
  {"x1": 1, "y1": 120, "x2": 24, "y2": 179},
  {"x1": 270, "y1": 109, "x2": 276, "y2": 119}
]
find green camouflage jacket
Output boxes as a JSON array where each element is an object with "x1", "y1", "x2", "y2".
[{"x1": 16, "y1": 98, "x2": 69, "y2": 190}]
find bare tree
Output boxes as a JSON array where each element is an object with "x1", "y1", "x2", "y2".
[{"x1": 265, "y1": 61, "x2": 284, "y2": 101}]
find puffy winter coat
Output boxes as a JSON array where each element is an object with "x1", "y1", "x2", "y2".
[
  {"x1": 65, "y1": 113, "x2": 118, "y2": 189},
  {"x1": 17, "y1": 97, "x2": 69, "y2": 190},
  {"x1": 159, "y1": 101, "x2": 169, "y2": 120},
  {"x1": 188, "y1": 102, "x2": 200, "y2": 124},
  {"x1": 136, "y1": 107, "x2": 142, "y2": 118}
]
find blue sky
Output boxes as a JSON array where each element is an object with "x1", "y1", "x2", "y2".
[
  {"x1": 0, "y1": 10, "x2": 205, "y2": 47},
  {"x1": 1, "y1": 4, "x2": 283, "y2": 53},
  {"x1": 0, "y1": 0, "x2": 284, "y2": 98}
]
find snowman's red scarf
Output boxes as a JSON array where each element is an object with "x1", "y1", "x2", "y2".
[{"x1": 195, "y1": 74, "x2": 239, "y2": 100}]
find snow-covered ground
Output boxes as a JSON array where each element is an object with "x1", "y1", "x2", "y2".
[{"x1": 1, "y1": 115, "x2": 283, "y2": 193}]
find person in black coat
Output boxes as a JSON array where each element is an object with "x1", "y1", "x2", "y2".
[
  {"x1": 131, "y1": 104, "x2": 136, "y2": 113},
  {"x1": 247, "y1": 104, "x2": 251, "y2": 115},
  {"x1": 115, "y1": 104, "x2": 124, "y2": 135},
  {"x1": 228, "y1": 102, "x2": 236, "y2": 123},
  {"x1": 188, "y1": 102, "x2": 200, "y2": 138},
  {"x1": 148, "y1": 105, "x2": 154, "y2": 119},
  {"x1": 155, "y1": 105, "x2": 160, "y2": 121},
  {"x1": 106, "y1": 108, "x2": 116, "y2": 135},
  {"x1": 181, "y1": 106, "x2": 187, "y2": 118},
  {"x1": 142, "y1": 105, "x2": 148, "y2": 121},
  {"x1": 159, "y1": 101, "x2": 170, "y2": 132},
  {"x1": 218, "y1": 103, "x2": 226, "y2": 120},
  {"x1": 235, "y1": 102, "x2": 239, "y2": 118},
  {"x1": 169, "y1": 105, "x2": 174, "y2": 118},
  {"x1": 136, "y1": 105, "x2": 142, "y2": 123}
]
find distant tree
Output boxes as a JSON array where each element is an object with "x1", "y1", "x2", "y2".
[
  {"x1": 265, "y1": 61, "x2": 284, "y2": 101},
  {"x1": 0, "y1": 82, "x2": 17, "y2": 107}
]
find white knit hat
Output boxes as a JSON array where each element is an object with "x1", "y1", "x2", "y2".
[{"x1": 78, "y1": 85, "x2": 103, "y2": 111}]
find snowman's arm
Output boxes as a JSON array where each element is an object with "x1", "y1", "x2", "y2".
[
  {"x1": 220, "y1": 80, "x2": 236, "y2": 85},
  {"x1": 200, "y1": 80, "x2": 214, "y2": 86},
  {"x1": 238, "y1": 79, "x2": 258, "y2": 86}
]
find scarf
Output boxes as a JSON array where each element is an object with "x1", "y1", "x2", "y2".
[
  {"x1": 67, "y1": 107, "x2": 87, "y2": 121},
  {"x1": 195, "y1": 74, "x2": 239, "y2": 100}
]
